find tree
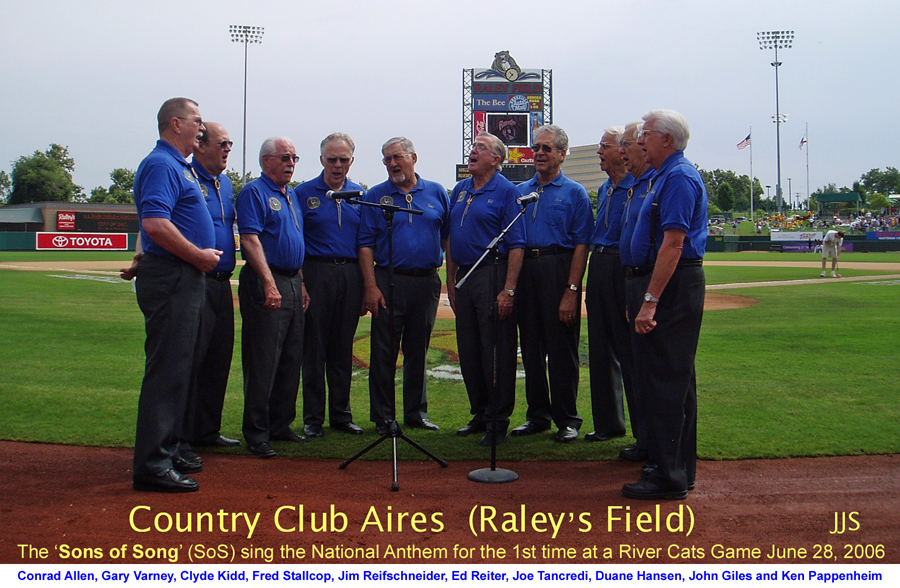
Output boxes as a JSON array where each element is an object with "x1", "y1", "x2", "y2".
[
  {"x1": 8, "y1": 144, "x2": 84, "y2": 204},
  {"x1": 868, "y1": 193, "x2": 892, "y2": 213},
  {"x1": 225, "y1": 168, "x2": 255, "y2": 196},
  {"x1": 0, "y1": 170, "x2": 10, "y2": 205},
  {"x1": 716, "y1": 182, "x2": 734, "y2": 214},
  {"x1": 89, "y1": 168, "x2": 135, "y2": 204},
  {"x1": 860, "y1": 167, "x2": 900, "y2": 196}
]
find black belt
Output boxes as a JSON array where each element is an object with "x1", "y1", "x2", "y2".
[
  {"x1": 524, "y1": 246, "x2": 573, "y2": 258},
  {"x1": 457, "y1": 257, "x2": 506, "y2": 275},
  {"x1": 268, "y1": 265, "x2": 299, "y2": 277},
  {"x1": 206, "y1": 271, "x2": 233, "y2": 281},
  {"x1": 625, "y1": 258, "x2": 703, "y2": 280},
  {"x1": 307, "y1": 256, "x2": 358, "y2": 265},
  {"x1": 593, "y1": 245, "x2": 619, "y2": 255},
  {"x1": 382, "y1": 267, "x2": 437, "y2": 277}
]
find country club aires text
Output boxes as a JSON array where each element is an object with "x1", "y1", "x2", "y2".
[{"x1": 126, "y1": 503, "x2": 695, "y2": 539}]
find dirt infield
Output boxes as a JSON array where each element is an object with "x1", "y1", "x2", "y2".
[{"x1": 1, "y1": 442, "x2": 898, "y2": 566}]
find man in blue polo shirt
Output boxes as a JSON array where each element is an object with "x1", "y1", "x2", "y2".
[
  {"x1": 512, "y1": 124, "x2": 593, "y2": 443},
  {"x1": 188, "y1": 122, "x2": 240, "y2": 450},
  {"x1": 446, "y1": 132, "x2": 525, "y2": 446},
  {"x1": 296, "y1": 133, "x2": 366, "y2": 438},
  {"x1": 131, "y1": 97, "x2": 220, "y2": 493},
  {"x1": 617, "y1": 121, "x2": 654, "y2": 464},
  {"x1": 622, "y1": 110, "x2": 707, "y2": 500},
  {"x1": 237, "y1": 137, "x2": 308, "y2": 458},
  {"x1": 585, "y1": 126, "x2": 634, "y2": 444},
  {"x1": 358, "y1": 137, "x2": 450, "y2": 434}
]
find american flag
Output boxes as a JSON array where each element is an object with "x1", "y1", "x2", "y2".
[
  {"x1": 736, "y1": 134, "x2": 751, "y2": 150},
  {"x1": 799, "y1": 133, "x2": 807, "y2": 149}
]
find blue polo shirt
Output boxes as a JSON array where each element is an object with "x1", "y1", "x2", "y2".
[
  {"x1": 236, "y1": 174, "x2": 305, "y2": 271},
  {"x1": 449, "y1": 171, "x2": 526, "y2": 266},
  {"x1": 618, "y1": 168, "x2": 654, "y2": 267},
  {"x1": 627, "y1": 151, "x2": 708, "y2": 266},
  {"x1": 516, "y1": 171, "x2": 593, "y2": 248},
  {"x1": 191, "y1": 160, "x2": 236, "y2": 273},
  {"x1": 591, "y1": 175, "x2": 632, "y2": 248},
  {"x1": 296, "y1": 171, "x2": 365, "y2": 259},
  {"x1": 358, "y1": 174, "x2": 450, "y2": 271},
  {"x1": 134, "y1": 140, "x2": 215, "y2": 258}
]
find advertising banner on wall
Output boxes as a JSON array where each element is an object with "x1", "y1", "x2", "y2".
[
  {"x1": 56, "y1": 211, "x2": 139, "y2": 233},
  {"x1": 36, "y1": 232, "x2": 129, "y2": 251}
]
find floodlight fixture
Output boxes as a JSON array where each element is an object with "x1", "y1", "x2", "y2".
[
  {"x1": 230, "y1": 25, "x2": 265, "y2": 181},
  {"x1": 757, "y1": 30, "x2": 794, "y2": 214}
]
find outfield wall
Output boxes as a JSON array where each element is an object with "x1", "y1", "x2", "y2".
[{"x1": 0, "y1": 232, "x2": 138, "y2": 251}]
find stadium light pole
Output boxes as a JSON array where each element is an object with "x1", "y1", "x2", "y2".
[
  {"x1": 758, "y1": 30, "x2": 793, "y2": 216},
  {"x1": 230, "y1": 24, "x2": 264, "y2": 182}
]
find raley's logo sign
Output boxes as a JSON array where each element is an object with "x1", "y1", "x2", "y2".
[
  {"x1": 36, "y1": 232, "x2": 128, "y2": 251},
  {"x1": 57, "y1": 211, "x2": 76, "y2": 230}
]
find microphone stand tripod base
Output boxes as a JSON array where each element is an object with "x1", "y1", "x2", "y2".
[{"x1": 467, "y1": 467, "x2": 519, "y2": 484}]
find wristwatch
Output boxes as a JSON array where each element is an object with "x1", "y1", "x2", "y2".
[
  {"x1": 643, "y1": 292, "x2": 660, "y2": 304},
  {"x1": 567, "y1": 284, "x2": 578, "y2": 292},
  {"x1": 503, "y1": 288, "x2": 515, "y2": 297}
]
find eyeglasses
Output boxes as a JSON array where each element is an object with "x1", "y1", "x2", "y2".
[
  {"x1": 640, "y1": 129, "x2": 666, "y2": 139},
  {"x1": 382, "y1": 153, "x2": 410, "y2": 164},
  {"x1": 216, "y1": 141, "x2": 234, "y2": 149},
  {"x1": 325, "y1": 157, "x2": 351, "y2": 165},
  {"x1": 177, "y1": 116, "x2": 203, "y2": 127},
  {"x1": 598, "y1": 142, "x2": 617, "y2": 150},
  {"x1": 531, "y1": 144, "x2": 554, "y2": 153},
  {"x1": 266, "y1": 153, "x2": 300, "y2": 163},
  {"x1": 618, "y1": 140, "x2": 635, "y2": 149},
  {"x1": 471, "y1": 144, "x2": 488, "y2": 152}
]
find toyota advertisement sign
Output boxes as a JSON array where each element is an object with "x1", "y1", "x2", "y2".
[{"x1": 36, "y1": 232, "x2": 128, "y2": 251}]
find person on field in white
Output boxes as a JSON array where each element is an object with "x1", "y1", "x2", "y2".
[{"x1": 820, "y1": 230, "x2": 844, "y2": 278}]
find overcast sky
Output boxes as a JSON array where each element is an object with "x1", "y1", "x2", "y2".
[{"x1": 2, "y1": 0, "x2": 897, "y2": 202}]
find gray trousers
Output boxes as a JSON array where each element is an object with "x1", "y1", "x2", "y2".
[
  {"x1": 368, "y1": 268, "x2": 440, "y2": 425},
  {"x1": 302, "y1": 259, "x2": 362, "y2": 427},
  {"x1": 626, "y1": 265, "x2": 704, "y2": 491},
  {"x1": 585, "y1": 250, "x2": 641, "y2": 442},
  {"x1": 239, "y1": 264, "x2": 304, "y2": 445},
  {"x1": 133, "y1": 254, "x2": 205, "y2": 476}
]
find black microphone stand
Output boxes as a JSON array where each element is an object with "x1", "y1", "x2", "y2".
[
  {"x1": 339, "y1": 195, "x2": 447, "y2": 491},
  {"x1": 456, "y1": 200, "x2": 530, "y2": 484}
]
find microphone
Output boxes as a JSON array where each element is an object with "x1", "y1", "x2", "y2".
[
  {"x1": 326, "y1": 190, "x2": 364, "y2": 201},
  {"x1": 516, "y1": 191, "x2": 540, "y2": 206}
]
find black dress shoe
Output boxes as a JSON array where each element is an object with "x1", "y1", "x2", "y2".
[
  {"x1": 178, "y1": 448, "x2": 203, "y2": 463},
  {"x1": 622, "y1": 480, "x2": 688, "y2": 500},
  {"x1": 303, "y1": 424, "x2": 325, "y2": 438},
  {"x1": 270, "y1": 430, "x2": 308, "y2": 443},
  {"x1": 555, "y1": 426, "x2": 579, "y2": 443},
  {"x1": 173, "y1": 456, "x2": 203, "y2": 474},
  {"x1": 479, "y1": 430, "x2": 507, "y2": 446},
  {"x1": 619, "y1": 445, "x2": 649, "y2": 461},
  {"x1": 585, "y1": 430, "x2": 626, "y2": 442},
  {"x1": 405, "y1": 419, "x2": 440, "y2": 431},
  {"x1": 133, "y1": 469, "x2": 198, "y2": 493},
  {"x1": 456, "y1": 421, "x2": 486, "y2": 437},
  {"x1": 211, "y1": 435, "x2": 240, "y2": 447},
  {"x1": 641, "y1": 464, "x2": 695, "y2": 490},
  {"x1": 248, "y1": 442, "x2": 277, "y2": 458},
  {"x1": 510, "y1": 421, "x2": 550, "y2": 436},
  {"x1": 332, "y1": 422, "x2": 364, "y2": 435}
]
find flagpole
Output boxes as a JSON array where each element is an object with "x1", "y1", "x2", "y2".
[
  {"x1": 805, "y1": 122, "x2": 810, "y2": 211},
  {"x1": 749, "y1": 126, "x2": 754, "y2": 222}
]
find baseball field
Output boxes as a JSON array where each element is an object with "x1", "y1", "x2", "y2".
[{"x1": 1, "y1": 251, "x2": 898, "y2": 565}]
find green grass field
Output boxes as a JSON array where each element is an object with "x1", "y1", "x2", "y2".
[{"x1": 1, "y1": 252, "x2": 898, "y2": 462}]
